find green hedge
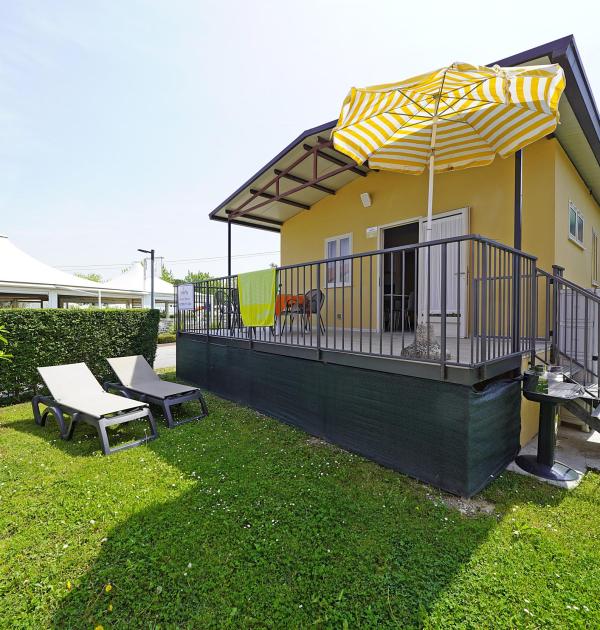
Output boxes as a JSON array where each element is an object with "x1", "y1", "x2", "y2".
[
  {"x1": 0, "y1": 309, "x2": 159, "y2": 405},
  {"x1": 157, "y1": 332, "x2": 176, "y2": 344}
]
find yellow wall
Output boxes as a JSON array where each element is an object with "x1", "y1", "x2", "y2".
[
  {"x1": 554, "y1": 142, "x2": 600, "y2": 287},
  {"x1": 279, "y1": 137, "x2": 598, "y2": 446},
  {"x1": 282, "y1": 139, "x2": 558, "y2": 268}
]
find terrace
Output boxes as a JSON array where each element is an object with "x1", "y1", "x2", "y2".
[{"x1": 177, "y1": 234, "x2": 538, "y2": 384}]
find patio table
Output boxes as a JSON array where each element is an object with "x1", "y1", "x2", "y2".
[
  {"x1": 516, "y1": 374, "x2": 581, "y2": 482},
  {"x1": 275, "y1": 294, "x2": 305, "y2": 316}
]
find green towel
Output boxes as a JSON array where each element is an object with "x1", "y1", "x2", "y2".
[{"x1": 237, "y1": 268, "x2": 277, "y2": 327}]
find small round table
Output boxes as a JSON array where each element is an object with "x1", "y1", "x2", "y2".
[{"x1": 516, "y1": 379, "x2": 581, "y2": 482}]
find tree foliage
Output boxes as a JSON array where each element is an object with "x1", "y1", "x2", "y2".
[
  {"x1": 161, "y1": 266, "x2": 211, "y2": 286},
  {"x1": 75, "y1": 272, "x2": 103, "y2": 282}
]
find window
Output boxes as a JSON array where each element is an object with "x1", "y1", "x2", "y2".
[
  {"x1": 569, "y1": 201, "x2": 584, "y2": 246},
  {"x1": 593, "y1": 230, "x2": 599, "y2": 286},
  {"x1": 325, "y1": 234, "x2": 352, "y2": 286}
]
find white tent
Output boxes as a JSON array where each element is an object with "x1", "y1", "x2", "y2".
[
  {"x1": 104, "y1": 261, "x2": 174, "y2": 309},
  {"x1": 0, "y1": 235, "x2": 150, "y2": 308}
]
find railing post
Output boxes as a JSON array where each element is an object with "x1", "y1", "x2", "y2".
[
  {"x1": 440, "y1": 242, "x2": 447, "y2": 378},
  {"x1": 481, "y1": 242, "x2": 488, "y2": 363},
  {"x1": 316, "y1": 263, "x2": 322, "y2": 357},
  {"x1": 550, "y1": 265, "x2": 564, "y2": 364},
  {"x1": 206, "y1": 281, "x2": 211, "y2": 340},
  {"x1": 511, "y1": 252, "x2": 521, "y2": 355},
  {"x1": 530, "y1": 261, "x2": 537, "y2": 367},
  {"x1": 174, "y1": 284, "x2": 179, "y2": 335}
]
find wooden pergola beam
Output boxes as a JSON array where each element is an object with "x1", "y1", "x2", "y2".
[
  {"x1": 229, "y1": 140, "x2": 368, "y2": 218},
  {"x1": 225, "y1": 210, "x2": 282, "y2": 226},
  {"x1": 249, "y1": 189, "x2": 310, "y2": 210},
  {"x1": 303, "y1": 144, "x2": 368, "y2": 177},
  {"x1": 273, "y1": 169, "x2": 336, "y2": 195}
]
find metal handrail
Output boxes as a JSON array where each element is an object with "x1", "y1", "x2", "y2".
[{"x1": 201, "y1": 234, "x2": 536, "y2": 284}]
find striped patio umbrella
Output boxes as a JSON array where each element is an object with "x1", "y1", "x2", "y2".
[{"x1": 332, "y1": 62, "x2": 565, "y2": 239}]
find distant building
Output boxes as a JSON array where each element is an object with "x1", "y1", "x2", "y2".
[{"x1": 0, "y1": 234, "x2": 172, "y2": 312}]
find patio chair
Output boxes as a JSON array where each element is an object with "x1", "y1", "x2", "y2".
[
  {"x1": 281, "y1": 289, "x2": 325, "y2": 334},
  {"x1": 215, "y1": 287, "x2": 241, "y2": 331},
  {"x1": 32, "y1": 362, "x2": 158, "y2": 456},
  {"x1": 104, "y1": 355, "x2": 208, "y2": 428}
]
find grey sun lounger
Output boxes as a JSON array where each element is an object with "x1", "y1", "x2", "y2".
[
  {"x1": 104, "y1": 355, "x2": 208, "y2": 428},
  {"x1": 32, "y1": 362, "x2": 158, "y2": 455}
]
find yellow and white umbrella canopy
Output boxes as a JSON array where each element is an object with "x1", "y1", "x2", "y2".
[{"x1": 332, "y1": 62, "x2": 565, "y2": 236}]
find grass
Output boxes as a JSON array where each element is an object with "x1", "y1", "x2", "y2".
[{"x1": 1, "y1": 370, "x2": 599, "y2": 628}]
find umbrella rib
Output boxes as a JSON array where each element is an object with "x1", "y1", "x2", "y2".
[{"x1": 436, "y1": 99, "x2": 497, "y2": 152}]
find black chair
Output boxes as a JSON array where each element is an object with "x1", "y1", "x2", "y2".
[
  {"x1": 282, "y1": 289, "x2": 325, "y2": 334},
  {"x1": 214, "y1": 287, "x2": 241, "y2": 331}
]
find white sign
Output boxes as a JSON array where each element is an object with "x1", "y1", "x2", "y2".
[
  {"x1": 366, "y1": 226, "x2": 378, "y2": 239},
  {"x1": 177, "y1": 283, "x2": 195, "y2": 310}
]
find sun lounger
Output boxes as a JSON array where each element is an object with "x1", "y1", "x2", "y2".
[
  {"x1": 104, "y1": 355, "x2": 208, "y2": 428},
  {"x1": 32, "y1": 362, "x2": 158, "y2": 455}
]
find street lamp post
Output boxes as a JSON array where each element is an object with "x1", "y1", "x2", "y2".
[{"x1": 138, "y1": 248, "x2": 155, "y2": 309}]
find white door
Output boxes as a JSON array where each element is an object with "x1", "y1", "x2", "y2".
[{"x1": 418, "y1": 208, "x2": 469, "y2": 337}]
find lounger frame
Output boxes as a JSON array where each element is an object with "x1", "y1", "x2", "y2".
[
  {"x1": 103, "y1": 382, "x2": 208, "y2": 428},
  {"x1": 32, "y1": 394, "x2": 158, "y2": 455}
]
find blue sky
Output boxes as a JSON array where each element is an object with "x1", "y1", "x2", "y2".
[{"x1": 1, "y1": 0, "x2": 599, "y2": 279}]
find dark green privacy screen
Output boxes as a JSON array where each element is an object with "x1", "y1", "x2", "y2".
[{"x1": 177, "y1": 335, "x2": 520, "y2": 497}]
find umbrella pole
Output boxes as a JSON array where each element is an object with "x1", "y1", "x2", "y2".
[
  {"x1": 405, "y1": 122, "x2": 447, "y2": 361},
  {"x1": 425, "y1": 116, "x2": 438, "y2": 240},
  {"x1": 422, "y1": 120, "x2": 437, "y2": 322},
  {"x1": 425, "y1": 152, "x2": 435, "y2": 241}
]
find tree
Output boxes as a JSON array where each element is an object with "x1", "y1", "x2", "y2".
[
  {"x1": 75, "y1": 272, "x2": 102, "y2": 283},
  {"x1": 161, "y1": 266, "x2": 177, "y2": 284},
  {"x1": 183, "y1": 270, "x2": 211, "y2": 284}
]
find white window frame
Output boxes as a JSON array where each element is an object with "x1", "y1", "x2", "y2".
[
  {"x1": 324, "y1": 233, "x2": 353, "y2": 288},
  {"x1": 568, "y1": 200, "x2": 585, "y2": 248}
]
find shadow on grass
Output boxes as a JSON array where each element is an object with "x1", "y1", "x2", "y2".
[
  {"x1": 7, "y1": 415, "x2": 161, "y2": 458},
  {"x1": 37, "y1": 392, "x2": 566, "y2": 628},
  {"x1": 4, "y1": 384, "x2": 568, "y2": 627}
]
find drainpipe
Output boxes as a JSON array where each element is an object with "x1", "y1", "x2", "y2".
[{"x1": 512, "y1": 150, "x2": 523, "y2": 355}]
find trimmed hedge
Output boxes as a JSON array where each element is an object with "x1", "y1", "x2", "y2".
[
  {"x1": 157, "y1": 332, "x2": 176, "y2": 344},
  {"x1": 0, "y1": 309, "x2": 159, "y2": 405}
]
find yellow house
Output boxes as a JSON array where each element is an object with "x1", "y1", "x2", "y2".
[{"x1": 178, "y1": 35, "x2": 600, "y2": 496}]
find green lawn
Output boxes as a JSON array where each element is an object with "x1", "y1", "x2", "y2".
[{"x1": 1, "y1": 371, "x2": 599, "y2": 629}]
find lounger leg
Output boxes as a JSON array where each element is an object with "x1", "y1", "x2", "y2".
[
  {"x1": 43, "y1": 406, "x2": 68, "y2": 436},
  {"x1": 163, "y1": 400, "x2": 175, "y2": 429},
  {"x1": 160, "y1": 392, "x2": 208, "y2": 429},
  {"x1": 64, "y1": 412, "x2": 80, "y2": 441},
  {"x1": 198, "y1": 391, "x2": 209, "y2": 416},
  {"x1": 32, "y1": 395, "x2": 43, "y2": 426},
  {"x1": 96, "y1": 420, "x2": 112, "y2": 456},
  {"x1": 147, "y1": 408, "x2": 159, "y2": 439},
  {"x1": 95, "y1": 410, "x2": 158, "y2": 455}
]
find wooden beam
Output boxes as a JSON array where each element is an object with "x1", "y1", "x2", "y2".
[
  {"x1": 249, "y1": 189, "x2": 310, "y2": 210},
  {"x1": 225, "y1": 210, "x2": 283, "y2": 226},
  {"x1": 274, "y1": 169, "x2": 335, "y2": 195},
  {"x1": 303, "y1": 144, "x2": 368, "y2": 176},
  {"x1": 230, "y1": 161, "x2": 360, "y2": 218}
]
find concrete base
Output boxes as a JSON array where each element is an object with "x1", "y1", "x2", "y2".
[{"x1": 508, "y1": 423, "x2": 600, "y2": 489}]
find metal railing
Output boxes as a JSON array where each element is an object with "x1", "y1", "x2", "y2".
[
  {"x1": 177, "y1": 234, "x2": 537, "y2": 372},
  {"x1": 535, "y1": 266, "x2": 600, "y2": 386}
]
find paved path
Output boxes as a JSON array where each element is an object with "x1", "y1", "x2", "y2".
[{"x1": 155, "y1": 342, "x2": 176, "y2": 369}]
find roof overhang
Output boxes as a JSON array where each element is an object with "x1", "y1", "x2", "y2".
[
  {"x1": 493, "y1": 35, "x2": 600, "y2": 206},
  {"x1": 210, "y1": 35, "x2": 600, "y2": 232}
]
